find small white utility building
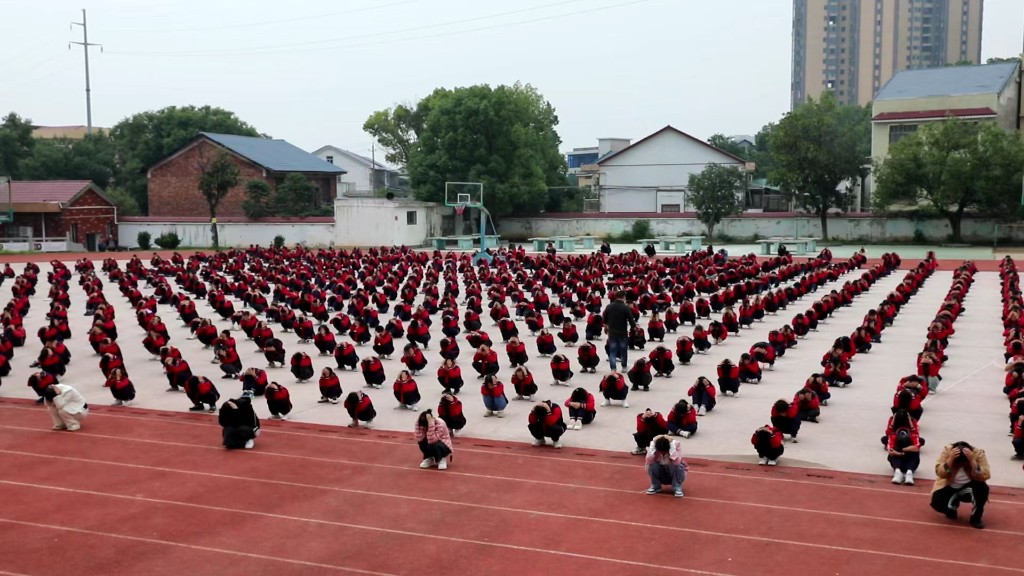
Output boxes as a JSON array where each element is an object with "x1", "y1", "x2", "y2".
[{"x1": 587, "y1": 126, "x2": 748, "y2": 213}]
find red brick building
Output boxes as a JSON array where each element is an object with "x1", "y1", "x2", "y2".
[
  {"x1": 3, "y1": 180, "x2": 117, "y2": 249},
  {"x1": 147, "y1": 132, "x2": 346, "y2": 218}
]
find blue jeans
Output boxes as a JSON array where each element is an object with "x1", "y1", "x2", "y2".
[
  {"x1": 483, "y1": 395, "x2": 508, "y2": 412},
  {"x1": 607, "y1": 335, "x2": 628, "y2": 370},
  {"x1": 647, "y1": 463, "x2": 686, "y2": 491}
]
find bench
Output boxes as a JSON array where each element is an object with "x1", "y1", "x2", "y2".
[
  {"x1": 637, "y1": 236, "x2": 705, "y2": 253},
  {"x1": 757, "y1": 237, "x2": 819, "y2": 256},
  {"x1": 427, "y1": 235, "x2": 502, "y2": 250},
  {"x1": 528, "y1": 236, "x2": 598, "y2": 253}
]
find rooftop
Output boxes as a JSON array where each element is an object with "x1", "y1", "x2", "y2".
[
  {"x1": 873, "y1": 61, "x2": 1019, "y2": 101},
  {"x1": 202, "y1": 133, "x2": 345, "y2": 174}
]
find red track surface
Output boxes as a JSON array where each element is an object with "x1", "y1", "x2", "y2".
[{"x1": 1, "y1": 398, "x2": 1022, "y2": 576}]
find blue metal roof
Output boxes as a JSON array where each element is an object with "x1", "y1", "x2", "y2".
[
  {"x1": 873, "y1": 62, "x2": 1019, "y2": 101},
  {"x1": 201, "y1": 132, "x2": 345, "y2": 174}
]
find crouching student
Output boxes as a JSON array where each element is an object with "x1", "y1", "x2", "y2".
[
  {"x1": 628, "y1": 358, "x2": 653, "y2": 391},
  {"x1": 218, "y1": 395, "x2": 260, "y2": 450},
  {"x1": 43, "y1": 384, "x2": 88, "y2": 431},
  {"x1": 886, "y1": 417, "x2": 922, "y2": 486},
  {"x1": 437, "y1": 391, "x2": 466, "y2": 437},
  {"x1": 752, "y1": 424, "x2": 784, "y2": 466},
  {"x1": 415, "y1": 410, "x2": 453, "y2": 470},
  {"x1": 644, "y1": 435, "x2": 687, "y2": 498},
  {"x1": 804, "y1": 373, "x2": 831, "y2": 406},
  {"x1": 599, "y1": 370, "x2": 630, "y2": 408},
  {"x1": 666, "y1": 399, "x2": 698, "y2": 438},
  {"x1": 688, "y1": 377, "x2": 717, "y2": 416},
  {"x1": 794, "y1": 388, "x2": 820, "y2": 423},
  {"x1": 770, "y1": 398, "x2": 801, "y2": 442},
  {"x1": 528, "y1": 400, "x2": 567, "y2": 448},
  {"x1": 344, "y1": 390, "x2": 376, "y2": 428},
  {"x1": 631, "y1": 408, "x2": 669, "y2": 455},
  {"x1": 481, "y1": 374, "x2": 508, "y2": 417},
  {"x1": 264, "y1": 381, "x2": 292, "y2": 420},
  {"x1": 564, "y1": 387, "x2": 596, "y2": 430},
  {"x1": 718, "y1": 359, "x2": 741, "y2": 397},
  {"x1": 930, "y1": 441, "x2": 990, "y2": 529}
]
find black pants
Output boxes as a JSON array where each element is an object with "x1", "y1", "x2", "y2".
[
  {"x1": 222, "y1": 425, "x2": 256, "y2": 449},
  {"x1": 930, "y1": 481, "x2": 988, "y2": 521},
  {"x1": 529, "y1": 423, "x2": 565, "y2": 442},
  {"x1": 754, "y1": 439, "x2": 784, "y2": 460},
  {"x1": 418, "y1": 439, "x2": 452, "y2": 460}
]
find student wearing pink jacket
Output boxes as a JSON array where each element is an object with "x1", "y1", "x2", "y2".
[
  {"x1": 414, "y1": 410, "x2": 453, "y2": 470},
  {"x1": 644, "y1": 435, "x2": 687, "y2": 498}
]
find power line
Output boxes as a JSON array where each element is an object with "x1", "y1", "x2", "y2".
[
  {"x1": 104, "y1": 0, "x2": 610, "y2": 57},
  {"x1": 100, "y1": 0, "x2": 423, "y2": 34}
]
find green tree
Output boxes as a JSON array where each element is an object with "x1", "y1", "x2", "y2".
[
  {"x1": 197, "y1": 151, "x2": 240, "y2": 249},
  {"x1": 687, "y1": 163, "x2": 745, "y2": 239},
  {"x1": 404, "y1": 83, "x2": 566, "y2": 218},
  {"x1": 873, "y1": 120, "x2": 1024, "y2": 242},
  {"x1": 109, "y1": 105, "x2": 261, "y2": 213},
  {"x1": 20, "y1": 133, "x2": 116, "y2": 188},
  {"x1": 986, "y1": 57, "x2": 1019, "y2": 64},
  {"x1": 242, "y1": 179, "x2": 274, "y2": 218},
  {"x1": 104, "y1": 187, "x2": 141, "y2": 216},
  {"x1": 768, "y1": 93, "x2": 870, "y2": 239},
  {"x1": 274, "y1": 173, "x2": 319, "y2": 216},
  {"x1": 706, "y1": 134, "x2": 750, "y2": 160},
  {"x1": 0, "y1": 112, "x2": 35, "y2": 178}
]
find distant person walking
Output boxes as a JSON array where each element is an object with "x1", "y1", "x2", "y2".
[{"x1": 603, "y1": 290, "x2": 637, "y2": 371}]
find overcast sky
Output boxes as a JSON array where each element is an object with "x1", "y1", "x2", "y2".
[{"x1": 2, "y1": 0, "x2": 1022, "y2": 162}]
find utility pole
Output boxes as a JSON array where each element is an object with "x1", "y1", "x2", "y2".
[{"x1": 70, "y1": 9, "x2": 101, "y2": 134}]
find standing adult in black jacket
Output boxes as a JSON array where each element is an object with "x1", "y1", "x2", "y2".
[{"x1": 603, "y1": 291, "x2": 637, "y2": 371}]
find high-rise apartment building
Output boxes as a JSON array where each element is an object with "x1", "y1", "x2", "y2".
[{"x1": 792, "y1": 0, "x2": 984, "y2": 108}]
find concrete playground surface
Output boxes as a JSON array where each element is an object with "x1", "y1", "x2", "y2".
[{"x1": 0, "y1": 246, "x2": 1020, "y2": 489}]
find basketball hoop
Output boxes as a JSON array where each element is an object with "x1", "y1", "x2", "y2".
[{"x1": 455, "y1": 203, "x2": 466, "y2": 215}]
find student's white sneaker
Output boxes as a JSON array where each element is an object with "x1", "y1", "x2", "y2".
[
  {"x1": 528, "y1": 395, "x2": 535, "y2": 401},
  {"x1": 622, "y1": 400, "x2": 630, "y2": 408},
  {"x1": 892, "y1": 470, "x2": 905, "y2": 484},
  {"x1": 420, "y1": 458, "x2": 435, "y2": 468},
  {"x1": 515, "y1": 394, "x2": 524, "y2": 400},
  {"x1": 484, "y1": 410, "x2": 494, "y2": 417},
  {"x1": 766, "y1": 459, "x2": 778, "y2": 466},
  {"x1": 681, "y1": 431, "x2": 691, "y2": 439},
  {"x1": 698, "y1": 405, "x2": 707, "y2": 416},
  {"x1": 758, "y1": 457, "x2": 769, "y2": 465},
  {"x1": 495, "y1": 411, "x2": 505, "y2": 418},
  {"x1": 244, "y1": 439, "x2": 255, "y2": 449},
  {"x1": 568, "y1": 418, "x2": 578, "y2": 430},
  {"x1": 903, "y1": 470, "x2": 914, "y2": 485},
  {"x1": 600, "y1": 399, "x2": 609, "y2": 407},
  {"x1": 553, "y1": 441, "x2": 562, "y2": 449},
  {"x1": 437, "y1": 458, "x2": 448, "y2": 470},
  {"x1": 532, "y1": 439, "x2": 545, "y2": 447},
  {"x1": 574, "y1": 420, "x2": 583, "y2": 430}
]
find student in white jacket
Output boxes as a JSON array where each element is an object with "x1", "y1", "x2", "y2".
[{"x1": 44, "y1": 384, "x2": 89, "y2": 431}]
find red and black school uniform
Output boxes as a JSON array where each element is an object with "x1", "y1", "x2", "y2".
[
  {"x1": 506, "y1": 339, "x2": 528, "y2": 367},
  {"x1": 360, "y1": 356, "x2": 386, "y2": 388},
  {"x1": 770, "y1": 400, "x2": 801, "y2": 440},
  {"x1": 717, "y1": 361, "x2": 741, "y2": 395},
  {"x1": 647, "y1": 317, "x2": 666, "y2": 342},
  {"x1": 675, "y1": 336, "x2": 695, "y2": 364},
  {"x1": 885, "y1": 421, "x2": 923, "y2": 474},
  {"x1": 584, "y1": 314, "x2": 604, "y2": 341},
  {"x1": 750, "y1": 342, "x2": 776, "y2": 368},
  {"x1": 241, "y1": 369, "x2": 269, "y2": 396},
  {"x1": 290, "y1": 352, "x2": 314, "y2": 382},
  {"x1": 313, "y1": 329, "x2": 337, "y2": 355},
  {"x1": 536, "y1": 331, "x2": 557, "y2": 356},
  {"x1": 528, "y1": 402, "x2": 567, "y2": 443},
  {"x1": 401, "y1": 345, "x2": 428, "y2": 374},
  {"x1": 164, "y1": 357, "x2": 192, "y2": 391},
  {"x1": 262, "y1": 337, "x2": 285, "y2": 368},
  {"x1": 550, "y1": 354, "x2": 574, "y2": 385},
  {"x1": 498, "y1": 318, "x2": 519, "y2": 343},
  {"x1": 627, "y1": 358, "x2": 653, "y2": 391},
  {"x1": 737, "y1": 355, "x2": 762, "y2": 383},
  {"x1": 349, "y1": 321, "x2": 371, "y2": 346},
  {"x1": 632, "y1": 411, "x2": 669, "y2": 451},
  {"x1": 664, "y1": 308, "x2": 680, "y2": 332},
  {"x1": 218, "y1": 346, "x2": 242, "y2": 378},
  {"x1": 393, "y1": 376, "x2": 421, "y2": 408},
  {"x1": 104, "y1": 372, "x2": 136, "y2": 403},
  {"x1": 510, "y1": 368, "x2": 538, "y2": 399},
  {"x1": 437, "y1": 363, "x2": 465, "y2": 394},
  {"x1": 803, "y1": 375, "x2": 831, "y2": 404},
  {"x1": 628, "y1": 325, "x2": 647, "y2": 350},
  {"x1": 577, "y1": 342, "x2": 600, "y2": 373},
  {"x1": 439, "y1": 337, "x2": 460, "y2": 361},
  {"x1": 692, "y1": 327, "x2": 711, "y2": 353},
  {"x1": 599, "y1": 372, "x2": 629, "y2": 402},
  {"x1": 892, "y1": 386, "x2": 925, "y2": 422},
  {"x1": 564, "y1": 388, "x2": 596, "y2": 425},
  {"x1": 344, "y1": 391, "x2": 376, "y2": 425},
  {"x1": 647, "y1": 346, "x2": 674, "y2": 377},
  {"x1": 558, "y1": 322, "x2": 579, "y2": 346},
  {"x1": 667, "y1": 403, "x2": 698, "y2": 436},
  {"x1": 27, "y1": 372, "x2": 57, "y2": 402},
  {"x1": 794, "y1": 391, "x2": 820, "y2": 422},
  {"x1": 185, "y1": 376, "x2": 220, "y2": 412},
  {"x1": 752, "y1": 425, "x2": 785, "y2": 461},
  {"x1": 471, "y1": 347, "x2": 499, "y2": 378},
  {"x1": 438, "y1": 395, "x2": 466, "y2": 433},
  {"x1": 688, "y1": 380, "x2": 717, "y2": 413},
  {"x1": 294, "y1": 317, "x2": 315, "y2": 343},
  {"x1": 318, "y1": 370, "x2": 343, "y2": 403}
]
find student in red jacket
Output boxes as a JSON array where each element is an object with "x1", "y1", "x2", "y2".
[
  {"x1": 666, "y1": 399, "x2": 698, "y2": 438},
  {"x1": 750, "y1": 341, "x2": 776, "y2": 369},
  {"x1": 675, "y1": 335, "x2": 695, "y2": 365},
  {"x1": 564, "y1": 387, "x2": 596, "y2": 430},
  {"x1": 481, "y1": 374, "x2": 508, "y2": 417},
  {"x1": 550, "y1": 353, "x2": 574, "y2": 385},
  {"x1": 240, "y1": 367, "x2": 269, "y2": 396},
  {"x1": 360, "y1": 355, "x2": 386, "y2": 389},
  {"x1": 803, "y1": 373, "x2": 831, "y2": 406},
  {"x1": 794, "y1": 388, "x2": 820, "y2": 422},
  {"x1": 627, "y1": 357, "x2": 653, "y2": 391},
  {"x1": 737, "y1": 353, "x2": 762, "y2": 384},
  {"x1": 318, "y1": 367, "x2": 343, "y2": 404},
  {"x1": 752, "y1": 424, "x2": 784, "y2": 465},
  {"x1": 647, "y1": 312, "x2": 666, "y2": 342},
  {"x1": 631, "y1": 408, "x2": 669, "y2": 455},
  {"x1": 401, "y1": 343, "x2": 428, "y2": 375},
  {"x1": 692, "y1": 325, "x2": 711, "y2": 353},
  {"x1": 313, "y1": 325, "x2": 337, "y2": 356},
  {"x1": 437, "y1": 391, "x2": 465, "y2": 436},
  {"x1": 893, "y1": 375, "x2": 928, "y2": 421},
  {"x1": 1011, "y1": 413, "x2": 1023, "y2": 460},
  {"x1": 471, "y1": 344, "x2": 499, "y2": 378},
  {"x1": 393, "y1": 369, "x2": 421, "y2": 410},
  {"x1": 265, "y1": 381, "x2": 292, "y2": 420},
  {"x1": 648, "y1": 345, "x2": 674, "y2": 377},
  {"x1": 528, "y1": 400, "x2": 567, "y2": 448},
  {"x1": 558, "y1": 319, "x2": 579, "y2": 347},
  {"x1": 510, "y1": 366, "x2": 538, "y2": 401},
  {"x1": 436, "y1": 358, "x2": 464, "y2": 395},
  {"x1": 217, "y1": 346, "x2": 243, "y2": 379},
  {"x1": 344, "y1": 390, "x2": 376, "y2": 428},
  {"x1": 290, "y1": 352, "x2": 314, "y2": 382},
  {"x1": 184, "y1": 375, "x2": 220, "y2": 413},
  {"x1": 536, "y1": 328, "x2": 557, "y2": 357},
  {"x1": 688, "y1": 376, "x2": 717, "y2": 415},
  {"x1": 770, "y1": 398, "x2": 801, "y2": 442},
  {"x1": 577, "y1": 341, "x2": 600, "y2": 373},
  {"x1": 505, "y1": 336, "x2": 528, "y2": 368},
  {"x1": 372, "y1": 327, "x2": 395, "y2": 359},
  {"x1": 599, "y1": 371, "x2": 630, "y2": 407},
  {"x1": 885, "y1": 408, "x2": 923, "y2": 485},
  {"x1": 104, "y1": 368, "x2": 135, "y2": 406},
  {"x1": 717, "y1": 359, "x2": 741, "y2": 397}
]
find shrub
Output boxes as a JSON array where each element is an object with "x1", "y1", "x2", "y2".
[
  {"x1": 631, "y1": 220, "x2": 652, "y2": 240},
  {"x1": 913, "y1": 229, "x2": 926, "y2": 244},
  {"x1": 137, "y1": 231, "x2": 151, "y2": 250},
  {"x1": 273, "y1": 235, "x2": 285, "y2": 249},
  {"x1": 242, "y1": 179, "x2": 274, "y2": 219},
  {"x1": 154, "y1": 232, "x2": 181, "y2": 249}
]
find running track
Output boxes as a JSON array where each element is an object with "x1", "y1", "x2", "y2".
[{"x1": 0, "y1": 398, "x2": 1021, "y2": 576}]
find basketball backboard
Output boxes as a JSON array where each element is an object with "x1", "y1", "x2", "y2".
[{"x1": 444, "y1": 182, "x2": 483, "y2": 208}]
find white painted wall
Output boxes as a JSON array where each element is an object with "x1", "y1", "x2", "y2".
[
  {"x1": 118, "y1": 221, "x2": 335, "y2": 248},
  {"x1": 598, "y1": 129, "x2": 743, "y2": 212},
  {"x1": 334, "y1": 198, "x2": 448, "y2": 247},
  {"x1": 499, "y1": 215, "x2": 1024, "y2": 243}
]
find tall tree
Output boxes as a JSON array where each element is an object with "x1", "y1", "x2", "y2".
[
  {"x1": 108, "y1": 105, "x2": 261, "y2": 213},
  {"x1": 20, "y1": 133, "x2": 116, "y2": 189},
  {"x1": 0, "y1": 112, "x2": 35, "y2": 178},
  {"x1": 197, "y1": 151, "x2": 240, "y2": 249},
  {"x1": 242, "y1": 179, "x2": 274, "y2": 219},
  {"x1": 768, "y1": 93, "x2": 870, "y2": 239},
  {"x1": 873, "y1": 120, "x2": 1024, "y2": 242},
  {"x1": 273, "y1": 173, "x2": 321, "y2": 216},
  {"x1": 706, "y1": 134, "x2": 750, "y2": 160},
  {"x1": 687, "y1": 163, "x2": 745, "y2": 239},
  {"x1": 405, "y1": 83, "x2": 566, "y2": 218}
]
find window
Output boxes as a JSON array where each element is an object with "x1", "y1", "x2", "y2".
[
  {"x1": 406, "y1": 210, "x2": 418, "y2": 225},
  {"x1": 69, "y1": 223, "x2": 79, "y2": 242},
  {"x1": 888, "y1": 124, "x2": 918, "y2": 144},
  {"x1": 325, "y1": 155, "x2": 334, "y2": 164},
  {"x1": 660, "y1": 204, "x2": 680, "y2": 213}
]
